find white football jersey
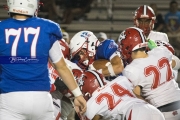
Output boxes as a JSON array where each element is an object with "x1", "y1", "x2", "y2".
[
  {"x1": 85, "y1": 76, "x2": 145, "y2": 119},
  {"x1": 123, "y1": 46, "x2": 180, "y2": 107},
  {"x1": 48, "y1": 59, "x2": 81, "y2": 84},
  {"x1": 148, "y1": 31, "x2": 179, "y2": 82},
  {"x1": 147, "y1": 31, "x2": 169, "y2": 43}
]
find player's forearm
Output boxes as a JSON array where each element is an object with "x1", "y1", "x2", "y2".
[
  {"x1": 102, "y1": 64, "x2": 123, "y2": 77},
  {"x1": 101, "y1": 56, "x2": 123, "y2": 77},
  {"x1": 111, "y1": 60, "x2": 124, "y2": 75}
]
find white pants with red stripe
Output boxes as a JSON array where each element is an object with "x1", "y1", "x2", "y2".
[
  {"x1": 126, "y1": 103, "x2": 165, "y2": 120},
  {"x1": 0, "y1": 91, "x2": 55, "y2": 120}
]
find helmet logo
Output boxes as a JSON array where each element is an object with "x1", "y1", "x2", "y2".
[
  {"x1": 76, "y1": 75, "x2": 84, "y2": 87},
  {"x1": 118, "y1": 31, "x2": 126, "y2": 42},
  {"x1": 80, "y1": 32, "x2": 91, "y2": 39}
]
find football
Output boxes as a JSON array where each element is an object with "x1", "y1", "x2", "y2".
[{"x1": 92, "y1": 59, "x2": 110, "y2": 70}]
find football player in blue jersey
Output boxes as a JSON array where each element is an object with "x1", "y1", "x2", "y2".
[
  {"x1": 70, "y1": 31, "x2": 124, "y2": 78},
  {"x1": 0, "y1": 0, "x2": 86, "y2": 120}
]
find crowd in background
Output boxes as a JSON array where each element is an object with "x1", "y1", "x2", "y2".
[
  {"x1": 40, "y1": 0, "x2": 93, "y2": 23},
  {"x1": 41, "y1": 0, "x2": 180, "y2": 83},
  {"x1": 44, "y1": 0, "x2": 180, "y2": 58},
  {"x1": 27, "y1": 0, "x2": 180, "y2": 89}
]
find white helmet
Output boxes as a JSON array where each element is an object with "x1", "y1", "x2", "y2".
[
  {"x1": 70, "y1": 31, "x2": 100, "y2": 69},
  {"x1": 7, "y1": 0, "x2": 38, "y2": 16}
]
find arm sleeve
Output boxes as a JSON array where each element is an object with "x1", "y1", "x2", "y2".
[
  {"x1": 162, "y1": 46, "x2": 172, "y2": 62},
  {"x1": 96, "y1": 39, "x2": 118, "y2": 60},
  {"x1": 51, "y1": 22, "x2": 62, "y2": 39},
  {"x1": 49, "y1": 40, "x2": 63, "y2": 63},
  {"x1": 162, "y1": 33, "x2": 169, "y2": 42},
  {"x1": 122, "y1": 66, "x2": 140, "y2": 87},
  {"x1": 48, "y1": 21, "x2": 63, "y2": 46},
  {"x1": 152, "y1": 46, "x2": 172, "y2": 62}
]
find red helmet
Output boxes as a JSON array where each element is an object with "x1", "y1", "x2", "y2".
[
  {"x1": 79, "y1": 70, "x2": 106, "y2": 101},
  {"x1": 118, "y1": 27, "x2": 147, "y2": 64},
  {"x1": 154, "y1": 40, "x2": 175, "y2": 55},
  {"x1": 56, "y1": 69, "x2": 106, "y2": 101},
  {"x1": 57, "y1": 69, "x2": 84, "y2": 98},
  {"x1": 133, "y1": 5, "x2": 156, "y2": 37},
  {"x1": 59, "y1": 39, "x2": 70, "y2": 60}
]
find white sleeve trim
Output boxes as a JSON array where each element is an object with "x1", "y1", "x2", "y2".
[{"x1": 49, "y1": 40, "x2": 63, "y2": 63}]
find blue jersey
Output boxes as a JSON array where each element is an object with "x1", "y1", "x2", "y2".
[
  {"x1": 95, "y1": 39, "x2": 118, "y2": 60},
  {"x1": 164, "y1": 11, "x2": 180, "y2": 31},
  {"x1": 0, "y1": 17, "x2": 62, "y2": 93}
]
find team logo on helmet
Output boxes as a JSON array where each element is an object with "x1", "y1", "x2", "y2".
[
  {"x1": 80, "y1": 32, "x2": 91, "y2": 39},
  {"x1": 118, "y1": 30, "x2": 126, "y2": 42},
  {"x1": 76, "y1": 74, "x2": 84, "y2": 87}
]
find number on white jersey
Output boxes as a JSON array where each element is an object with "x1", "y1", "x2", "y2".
[
  {"x1": 95, "y1": 83, "x2": 134, "y2": 110},
  {"x1": 144, "y1": 57, "x2": 173, "y2": 89}
]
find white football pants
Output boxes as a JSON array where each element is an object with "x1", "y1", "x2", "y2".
[{"x1": 0, "y1": 91, "x2": 55, "y2": 120}]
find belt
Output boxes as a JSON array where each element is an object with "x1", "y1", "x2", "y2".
[{"x1": 157, "y1": 100, "x2": 180, "y2": 112}]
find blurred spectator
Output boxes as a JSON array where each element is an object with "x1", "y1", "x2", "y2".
[
  {"x1": 164, "y1": 0, "x2": 180, "y2": 57},
  {"x1": 62, "y1": 0, "x2": 93, "y2": 24},
  {"x1": 97, "y1": 0, "x2": 113, "y2": 19},
  {"x1": 150, "y1": 3, "x2": 165, "y2": 32},
  {"x1": 40, "y1": 0, "x2": 62, "y2": 21},
  {"x1": 96, "y1": 32, "x2": 108, "y2": 42},
  {"x1": 62, "y1": 32, "x2": 70, "y2": 44},
  {"x1": 164, "y1": 0, "x2": 180, "y2": 35}
]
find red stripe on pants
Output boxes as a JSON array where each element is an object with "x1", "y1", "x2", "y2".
[{"x1": 128, "y1": 110, "x2": 132, "y2": 120}]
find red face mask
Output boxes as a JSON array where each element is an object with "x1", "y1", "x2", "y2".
[{"x1": 137, "y1": 18, "x2": 152, "y2": 37}]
